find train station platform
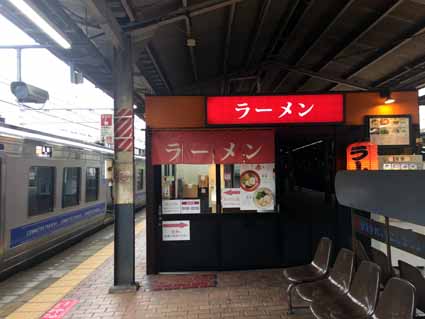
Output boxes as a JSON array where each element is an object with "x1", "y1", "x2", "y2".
[{"x1": 0, "y1": 210, "x2": 312, "y2": 319}]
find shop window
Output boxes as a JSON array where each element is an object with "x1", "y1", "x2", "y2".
[
  {"x1": 161, "y1": 164, "x2": 217, "y2": 214},
  {"x1": 160, "y1": 163, "x2": 276, "y2": 214},
  {"x1": 28, "y1": 166, "x2": 55, "y2": 216},
  {"x1": 220, "y1": 164, "x2": 276, "y2": 213},
  {"x1": 86, "y1": 167, "x2": 99, "y2": 202},
  {"x1": 62, "y1": 167, "x2": 81, "y2": 208},
  {"x1": 136, "y1": 169, "x2": 144, "y2": 191}
]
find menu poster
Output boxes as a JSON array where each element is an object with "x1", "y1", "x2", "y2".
[
  {"x1": 240, "y1": 164, "x2": 275, "y2": 212},
  {"x1": 368, "y1": 116, "x2": 411, "y2": 146}
]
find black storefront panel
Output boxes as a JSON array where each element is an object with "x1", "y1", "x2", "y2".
[
  {"x1": 220, "y1": 214, "x2": 281, "y2": 269},
  {"x1": 160, "y1": 216, "x2": 220, "y2": 272}
]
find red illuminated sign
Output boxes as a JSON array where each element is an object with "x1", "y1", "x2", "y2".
[{"x1": 207, "y1": 94, "x2": 344, "y2": 125}]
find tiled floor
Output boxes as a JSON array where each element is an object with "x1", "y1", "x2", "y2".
[
  {"x1": 1, "y1": 211, "x2": 315, "y2": 319},
  {"x1": 0, "y1": 214, "x2": 141, "y2": 319},
  {"x1": 62, "y1": 216, "x2": 313, "y2": 319}
]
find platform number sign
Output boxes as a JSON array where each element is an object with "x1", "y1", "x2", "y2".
[{"x1": 346, "y1": 142, "x2": 378, "y2": 171}]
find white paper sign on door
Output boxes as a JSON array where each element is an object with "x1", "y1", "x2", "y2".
[
  {"x1": 181, "y1": 200, "x2": 201, "y2": 214},
  {"x1": 162, "y1": 220, "x2": 190, "y2": 241},
  {"x1": 162, "y1": 200, "x2": 181, "y2": 214},
  {"x1": 221, "y1": 188, "x2": 240, "y2": 208}
]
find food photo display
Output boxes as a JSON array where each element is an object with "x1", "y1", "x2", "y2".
[
  {"x1": 239, "y1": 164, "x2": 275, "y2": 212},
  {"x1": 368, "y1": 115, "x2": 411, "y2": 146}
]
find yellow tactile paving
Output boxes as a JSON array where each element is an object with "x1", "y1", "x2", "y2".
[
  {"x1": 6, "y1": 220, "x2": 145, "y2": 319},
  {"x1": 6, "y1": 311, "x2": 45, "y2": 319}
]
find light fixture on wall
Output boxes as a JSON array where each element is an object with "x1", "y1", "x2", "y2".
[{"x1": 380, "y1": 88, "x2": 396, "y2": 104}]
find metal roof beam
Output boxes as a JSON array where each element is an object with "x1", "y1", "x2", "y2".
[
  {"x1": 125, "y1": 0, "x2": 244, "y2": 34},
  {"x1": 372, "y1": 54, "x2": 425, "y2": 88},
  {"x1": 182, "y1": 0, "x2": 199, "y2": 82},
  {"x1": 121, "y1": 0, "x2": 136, "y2": 22},
  {"x1": 144, "y1": 45, "x2": 173, "y2": 94},
  {"x1": 247, "y1": 0, "x2": 301, "y2": 94},
  {"x1": 175, "y1": 61, "x2": 370, "y2": 92},
  {"x1": 396, "y1": 71, "x2": 425, "y2": 89},
  {"x1": 221, "y1": 2, "x2": 236, "y2": 95},
  {"x1": 235, "y1": 0, "x2": 271, "y2": 93},
  {"x1": 267, "y1": 0, "x2": 316, "y2": 92},
  {"x1": 271, "y1": 62, "x2": 370, "y2": 91},
  {"x1": 245, "y1": 0, "x2": 272, "y2": 67},
  {"x1": 274, "y1": 0, "x2": 356, "y2": 92},
  {"x1": 326, "y1": 17, "x2": 425, "y2": 91},
  {"x1": 291, "y1": 0, "x2": 403, "y2": 91},
  {"x1": 87, "y1": 0, "x2": 124, "y2": 48},
  {"x1": 265, "y1": 0, "x2": 301, "y2": 58}
]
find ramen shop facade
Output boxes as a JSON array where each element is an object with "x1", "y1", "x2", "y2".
[{"x1": 145, "y1": 92, "x2": 419, "y2": 274}]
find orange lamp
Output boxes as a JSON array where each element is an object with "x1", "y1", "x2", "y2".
[{"x1": 346, "y1": 142, "x2": 379, "y2": 170}]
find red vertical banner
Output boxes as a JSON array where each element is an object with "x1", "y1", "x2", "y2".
[{"x1": 114, "y1": 108, "x2": 133, "y2": 152}]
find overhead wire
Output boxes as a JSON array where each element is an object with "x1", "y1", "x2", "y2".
[{"x1": 0, "y1": 98, "x2": 98, "y2": 130}]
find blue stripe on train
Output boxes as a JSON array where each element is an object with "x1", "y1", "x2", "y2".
[{"x1": 10, "y1": 202, "x2": 106, "y2": 248}]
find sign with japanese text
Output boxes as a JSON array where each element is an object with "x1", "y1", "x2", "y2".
[
  {"x1": 181, "y1": 200, "x2": 201, "y2": 214},
  {"x1": 162, "y1": 220, "x2": 190, "y2": 241},
  {"x1": 222, "y1": 188, "x2": 241, "y2": 208},
  {"x1": 152, "y1": 130, "x2": 274, "y2": 164},
  {"x1": 379, "y1": 155, "x2": 424, "y2": 170},
  {"x1": 162, "y1": 200, "x2": 181, "y2": 214},
  {"x1": 207, "y1": 95, "x2": 344, "y2": 125},
  {"x1": 346, "y1": 142, "x2": 378, "y2": 170},
  {"x1": 353, "y1": 214, "x2": 425, "y2": 260},
  {"x1": 100, "y1": 114, "x2": 113, "y2": 145},
  {"x1": 240, "y1": 164, "x2": 275, "y2": 212}
]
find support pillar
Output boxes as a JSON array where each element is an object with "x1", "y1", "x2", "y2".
[{"x1": 109, "y1": 35, "x2": 139, "y2": 293}]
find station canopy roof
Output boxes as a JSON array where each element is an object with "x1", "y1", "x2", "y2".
[{"x1": 2, "y1": 0, "x2": 425, "y2": 116}]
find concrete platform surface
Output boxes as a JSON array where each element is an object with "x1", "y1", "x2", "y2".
[{"x1": 1, "y1": 211, "x2": 314, "y2": 319}]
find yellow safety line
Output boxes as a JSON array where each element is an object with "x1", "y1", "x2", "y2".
[{"x1": 6, "y1": 220, "x2": 145, "y2": 319}]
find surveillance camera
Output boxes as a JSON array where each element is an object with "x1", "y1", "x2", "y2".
[{"x1": 10, "y1": 81, "x2": 49, "y2": 104}]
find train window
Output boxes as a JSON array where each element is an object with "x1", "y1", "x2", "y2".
[
  {"x1": 28, "y1": 166, "x2": 55, "y2": 216},
  {"x1": 86, "y1": 167, "x2": 99, "y2": 202},
  {"x1": 62, "y1": 167, "x2": 81, "y2": 208},
  {"x1": 136, "y1": 169, "x2": 144, "y2": 191}
]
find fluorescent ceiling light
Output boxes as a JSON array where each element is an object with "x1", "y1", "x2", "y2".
[{"x1": 8, "y1": 0, "x2": 71, "y2": 49}]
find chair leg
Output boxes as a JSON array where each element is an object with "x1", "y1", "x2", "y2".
[{"x1": 287, "y1": 283, "x2": 295, "y2": 315}]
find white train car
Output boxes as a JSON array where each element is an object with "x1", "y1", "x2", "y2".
[{"x1": 0, "y1": 124, "x2": 145, "y2": 279}]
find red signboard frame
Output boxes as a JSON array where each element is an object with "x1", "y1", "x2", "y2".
[{"x1": 206, "y1": 94, "x2": 345, "y2": 126}]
